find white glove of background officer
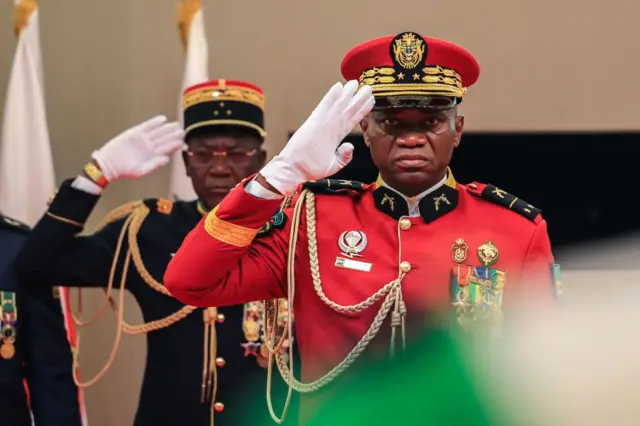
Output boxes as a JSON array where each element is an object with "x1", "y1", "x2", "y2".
[{"x1": 72, "y1": 115, "x2": 184, "y2": 195}]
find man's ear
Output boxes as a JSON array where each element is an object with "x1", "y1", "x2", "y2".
[
  {"x1": 453, "y1": 115, "x2": 464, "y2": 148},
  {"x1": 181, "y1": 151, "x2": 192, "y2": 177},
  {"x1": 258, "y1": 147, "x2": 267, "y2": 168},
  {"x1": 360, "y1": 118, "x2": 371, "y2": 147}
]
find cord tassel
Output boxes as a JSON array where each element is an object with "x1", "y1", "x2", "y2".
[{"x1": 201, "y1": 310, "x2": 210, "y2": 403}]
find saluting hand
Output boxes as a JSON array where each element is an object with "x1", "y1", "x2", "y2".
[
  {"x1": 92, "y1": 115, "x2": 185, "y2": 182},
  {"x1": 259, "y1": 81, "x2": 374, "y2": 196}
]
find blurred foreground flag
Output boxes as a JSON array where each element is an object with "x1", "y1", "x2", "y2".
[
  {"x1": 301, "y1": 326, "x2": 497, "y2": 426},
  {"x1": 266, "y1": 260, "x2": 640, "y2": 426}
]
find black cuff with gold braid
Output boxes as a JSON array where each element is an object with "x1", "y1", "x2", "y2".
[{"x1": 46, "y1": 179, "x2": 101, "y2": 227}]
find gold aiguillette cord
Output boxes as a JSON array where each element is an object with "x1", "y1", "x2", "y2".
[{"x1": 201, "y1": 307, "x2": 218, "y2": 426}]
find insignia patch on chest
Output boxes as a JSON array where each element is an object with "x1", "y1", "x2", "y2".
[
  {"x1": 451, "y1": 238, "x2": 468, "y2": 263},
  {"x1": 256, "y1": 210, "x2": 287, "y2": 238},
  {"x1": 334, "y1": 230, "x2": 372, "y2": 272},
  {"x1": 338, "y1": 230, "x2": 367, "y2": 258}
]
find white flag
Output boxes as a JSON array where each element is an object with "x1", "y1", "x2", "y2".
[
  {"x1": 0, "y1": 4, "x2": 88, "y2": 425},
  {"x1": 169, "y1": 1, "x2": 209, "y2": 201},
  {"x1": 0, "y1": 7, "x2": 55, "y2": 225}
]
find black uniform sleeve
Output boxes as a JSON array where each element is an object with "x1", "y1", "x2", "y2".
[
  {"x1": 15, "y1": 178, "x2": 131, "y2": 288},
  {"x1": 21, "y1": 285, "x2": 83, "y2": 426}
]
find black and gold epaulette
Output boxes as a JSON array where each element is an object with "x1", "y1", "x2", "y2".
[
  {"x1": 0, "y1": 214, "x2": 30, "y2": 233},
  {"x1": 302, "y1": 179, "x2": 366, "y2": 194},
  {"x1": 466, "y1": 182, "x2": 541, "y2": 222},
  {"x1": 155, "y1": 198, "x2": 174, "y2": 215},
  {"x1": 256, "y1": 210, "x2": 287, "y2": 238}
]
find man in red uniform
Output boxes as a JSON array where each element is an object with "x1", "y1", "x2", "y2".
[{"x1": 165, "y1": 32, "x2": 558, "y2": 423}]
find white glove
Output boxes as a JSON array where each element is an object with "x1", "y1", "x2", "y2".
[
  {"x1": 92, "y1": 115, "x2": 184, "y2": 182},
  {"x1": 260, "y1": 80, "x2": 374, "y2": 196}
]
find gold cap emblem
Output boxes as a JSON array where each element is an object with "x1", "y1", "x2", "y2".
[{"x1": 392, "y1": 32, "x2": 426, "y2": 69}]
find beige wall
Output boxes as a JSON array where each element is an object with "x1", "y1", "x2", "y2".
[{"x1": 0, "y1": 0, "x2": 638, "y2": 425}]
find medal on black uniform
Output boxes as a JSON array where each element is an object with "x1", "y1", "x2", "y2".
[{"x1": 0, "y1": 291, "x2": 17, "y2": 360}]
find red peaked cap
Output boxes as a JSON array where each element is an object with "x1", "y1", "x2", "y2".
[{"x1": 340, "y1": 32, "x2": 480, "y2": 107}]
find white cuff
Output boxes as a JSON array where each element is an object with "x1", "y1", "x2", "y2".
[
  {"x1": 259, "y1": 156, "x2": 304, "y2": 197},
  {"x1": 245, "y1": 179, "x2": 284, "y2": 200},
  {"x1": 71, "y1": 176, "x2": 103, "y2": 195}
]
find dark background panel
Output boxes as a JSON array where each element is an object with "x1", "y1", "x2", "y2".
[{"x1": 289, "y1": 131, "x2": 640, "y2": 266}]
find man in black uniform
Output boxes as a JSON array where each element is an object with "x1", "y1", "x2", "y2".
[
  {"x1": 1, "y1": 214, "x2": 83, "y2": 426},
  {"x1": 15, "y1": 80, "x2": 297, "y2": 426}
]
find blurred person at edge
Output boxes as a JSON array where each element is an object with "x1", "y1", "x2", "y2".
[{"x1": 0, "y1": 213, "x2": 82, "y2": 426}]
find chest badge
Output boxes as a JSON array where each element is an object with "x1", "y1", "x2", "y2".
[
  {"x1": 451, "y1": 238, "x2": 468, "y2": 263},
  {"x1": 0, "y1": 291, "x2": 17, "y2": 360},
  {"x1": 335, "y1": 230, "x2": 372, "y2": 273},
  {"x1": 477, "y1": 241, "x2": 499, "y2": 266},
  {"x1": 338, "y1": 230, "x2": 368, "y2": 258}
]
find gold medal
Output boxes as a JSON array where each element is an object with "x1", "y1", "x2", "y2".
[
  {"x1": 477, "y1": 241, "x2": 499, "y2": 266},
  {"x1": 0, "y1": 341, "x2": 15, "y2": 360},
  {"x1": 0, "y1": 291, "x2": 17, "y2": 361}
]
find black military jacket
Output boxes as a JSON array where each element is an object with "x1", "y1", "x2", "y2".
[
  {"x1": 14, "y1": 180, "x2": 298, "y2": 426},
  {"x1": 1, "y1": 214, "x2": 82, "y2": 426}
]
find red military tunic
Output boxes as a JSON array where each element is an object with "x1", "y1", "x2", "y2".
[{"x1": 165, "y1": 171, "x2": 556, "y2": 421}]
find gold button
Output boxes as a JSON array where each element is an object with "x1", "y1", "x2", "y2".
[
  {"x1": 399, "y1": 261, "x2": 411, "y2": 273},
  {"x1": 216, "y1": 313, "x2": 225, "y2": 323},
  {"x1": 214, "y1": 402, "x2": 224, "y2": 412},
  {"x1": 468, "y1": 183, "x2": 478, "y2": 189},
  {"x1": 215, "y1": 357, "x2": 225, "y2": 367},
  {"x1": 399, "y1": 218, "x2": 411, "y2": 231}
]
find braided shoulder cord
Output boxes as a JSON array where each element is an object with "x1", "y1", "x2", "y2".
[{"x1": 70, "y1": 204, "x2": 198, "y2": 389}]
